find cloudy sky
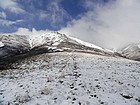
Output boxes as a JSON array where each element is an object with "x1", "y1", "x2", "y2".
[{"x1": 0, "y1": 0, "x2": 140, "y2": 49}]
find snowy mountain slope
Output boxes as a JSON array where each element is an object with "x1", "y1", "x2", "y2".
[
  {"x1": 0, "y1": 32, "x2": 113, "y2": 69},
  {"x1": 0, "y1": 42, "x2": 4, "y2": 47},
  {"x1": 0, "y1": 34, "x2": 30, "y2": 69},
  {"x1": 0, "y1": 34, "x2": 30, "y2": 49},
  {"x1": 0, "y1": 52, "x2": 140, "y2": 105},
  {"x1": 117, "y1": 44, "x2": 140, "y2": 61},
  {"x1": 31, "y1": 31, "x2": 103, "y2": 50},
  {"x1": 0, "y1": 34, "x2": 30, "y2": 58},
  {"x1": 31, "y1": 31, "x2": 111, "y2": 55}
]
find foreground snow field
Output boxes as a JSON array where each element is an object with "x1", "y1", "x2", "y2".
[{"x1": 0, "y1": 52, "x2": 140, "y2": 105}]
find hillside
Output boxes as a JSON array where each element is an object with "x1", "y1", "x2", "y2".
[
  {"x1": 0, "y1": 32, "x2": 112, "y2": 70},
  {"x1": 0, "y1": 52, "x2": 140, "y2": 105},
  {"x1": 117, "y1": 44, "x2": 140, "y2": 61}
]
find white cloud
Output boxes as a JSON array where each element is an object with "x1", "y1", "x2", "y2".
[
  {"x1": 0, "y1": 19, "x2": 23, "y2": 26},
  {"x1": 24, "y1": 0, "x2": 70, "y2": 28},
  {"x1": 39, "y1": 11, "x2": 49, "y2": 20},
  {"x1": 60, "y1": 0, "x2": 140, "y2": 49},
  {"x1": 14, "y1": 28, "x2": 49, "y2": 36},
  {"x1": 0, "y1": 0, "x2": 25, "y2": 14},
  {"x1": 0, "y1": 12, "x2": 7, "y2": 19},
  {"x1": 39, "y1": 0, "x2": 71, "y2": 27},
  {"x1": 13, "y1": 28, "x2": 49, "y2": 45},
  {"x1": 0, "y1": 19, "x2": 16, "y2": 26}
]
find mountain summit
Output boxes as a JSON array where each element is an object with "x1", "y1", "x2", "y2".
[
  {"x1": 0, "y1": 31, "x2": 112, "y2": 69},
  {"x1": 0, "y1": 31, "x2": 140, "y2": 70}
]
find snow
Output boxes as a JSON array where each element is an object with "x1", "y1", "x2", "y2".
[
  {"x1": 138, "y1": 44, "x2": 140, "y2": 49},
  {"x1": 0, "y1": 41, "x2": 4, "y2": 47},
  {"x1": 0, "y1": 52, "x2": 140, "y2": 105},
  {"x1": 30, "y1": 31, "x2": 112, "y2": 54},
  {"x1": 1, "y1": 31, "x2": 112, "y2": 55},
  {"x1": 118, "y1": 44, "x2": 140, "y2": 60},
  {"x1": 48, "y1": 47, "x2": 63, "y2": 52},
  {"x1": 0, "y1": 34, "x2": 30, "y2": 49},
  {"x1": 67, "y1": 35, "x2": 104, "y2": 51},
  {"x1": 31, "y1": 32, "x2": 65, "y2": 48}
]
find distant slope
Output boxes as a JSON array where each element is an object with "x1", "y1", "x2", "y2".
[
  {"x1": 0, "y1": 34, "x2": 30, "y2": 58},
  {"x1": 0, "y1": 35, "x2": 30, "y2": 69},
  {"x1": 117, "y1": 44, "x2": 140, "y2": 61}
]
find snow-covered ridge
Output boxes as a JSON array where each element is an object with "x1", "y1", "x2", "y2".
[
  {"x1": 31, "y1": 31, "x2": 110, "y2": 54},
  {"x1": 67, "y1": 35, "x2": 104, "y2": 51},
  {"x1": 0, "y1": 31, "x2": 113, "y2": 69},
  {"x1": 0, "y1": 34, "x2": 30, "y2": 65},
  {"x1": 0, "y1": 34, "x2": 30, "y2": 49},
  {"x1": 0, "y1": 31, "x2": 110, "y2": 54},
  {"x1": 31, "y1": 31, "x2": 66, "y2": 48},
  {"x1": 1, "y1": 31, "x2": 140, "y2": 61},
  {"x1": 117, "y1": 43, "x2": 140, "y2": 61},
  {"x1": 0, "y1": 41, "x2": 4, "y2": 47}
]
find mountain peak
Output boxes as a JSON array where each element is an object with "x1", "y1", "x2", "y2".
[
  {"x1": 117, "y1": 43, "x2": 140, "y2": 61},
  {"x1": 30, "y1": 31, "x2": 109, "y2": 53},
  {"x1": 0, "y1": 32, "x2": 113, "y2": 69},
  {"x1": 31, "y1": 31, "x2": 67, "y2": 48}
]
